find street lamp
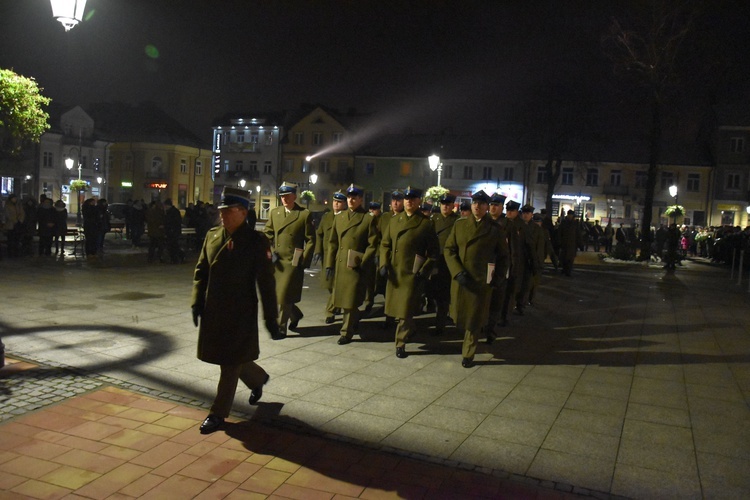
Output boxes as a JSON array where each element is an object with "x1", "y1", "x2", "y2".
[
  {"x1": 428, "y1": 154, "x2": 442, "y2": 187},
  {"x1": 669, "y1": 184, "x2": 678, "y2": 225},
  {"x1": 66, "y1": 155, "x2": 83, "y2": 225},
  {"x1": 238, "y1": 178, "x2": 246, "y2": 188},
  {"x1": 50, "y1": 0, "x2": 87, "y2": 31}
]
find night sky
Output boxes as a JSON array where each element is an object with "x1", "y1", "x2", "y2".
[{"x1": 1, "y1": 1, "x2": 748, "y2": 142}]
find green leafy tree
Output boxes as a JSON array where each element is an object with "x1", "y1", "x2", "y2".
[{"x1": 0, "y1": 68, "x2": 51, "y2": 157}]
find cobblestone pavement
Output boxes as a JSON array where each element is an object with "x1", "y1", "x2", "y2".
[{"x1": 1, "y1": 238, "x2": 749, "y2": 498}]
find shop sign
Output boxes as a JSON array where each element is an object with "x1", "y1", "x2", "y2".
[{"x1": 147, "y1": 182, "x2": 168, "y2": 189}]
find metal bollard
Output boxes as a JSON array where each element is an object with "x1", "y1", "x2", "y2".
[{"x1": 739, "y1": 250, "x2": 745, "y2": 286}]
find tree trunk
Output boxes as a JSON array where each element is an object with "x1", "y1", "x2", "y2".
[
  {"x1": 544, "y1": 157, "x2": 563, "y2": 217},
  {"x1": 639, "y1": 94, "x2": 661, "y2": 260}
]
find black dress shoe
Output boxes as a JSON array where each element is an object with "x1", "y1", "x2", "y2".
[
  {"x1": 461, "y1": 357, "x2": 474, "y2": 368},
  {"x1": 396, "y1": 346, "x2": 408, "y2": 358},
  {"x1": 325, "y1": 316, "x2": 335, "y2": 324},
  {"x1": 337, "y1": 336, "x2": 352, "y2": 345},
  {"x1": 289, "y1": 312, "x2": 303, "y2": 331},
  {"x1": 485, "y1": 334, "x2": 495, "y2": 345},
  {"x1": 199, "y1": 414, "x2": 224, "y2": 434},
  {"x1": 249, "y1": 374, "x2": 270, "y2": 405}
]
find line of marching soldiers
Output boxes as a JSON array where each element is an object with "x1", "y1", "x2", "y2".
[{"x1": 262, "y1": 181, "x2": 564, "y2": 368}]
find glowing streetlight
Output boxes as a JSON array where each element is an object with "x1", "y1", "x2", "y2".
[
  {"x1": 428, "y1": 154, "x2": 442, "y2": 187},
  {"x1": 256, "y1": 185, "x2": 261, "y2": 219},
  {"x1": 238, "y1": 178, "x2": 246, "y2": 188},
  {"x1": 309, "y1": 173, "x2": 318, "y2": 185},
  {"x1": 66, "y1": 154, "x2": 83, "y2": 225},
  {"x1": 669, "y1": 185, "x2": 678, "y2": 225},
  {"x1": 50, "y1": 0, "x2": 87, "y2": 31}
]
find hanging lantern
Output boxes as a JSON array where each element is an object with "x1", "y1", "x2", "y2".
[{"x1": 50, "y1": 0, "x2": 87, "y2": 31}]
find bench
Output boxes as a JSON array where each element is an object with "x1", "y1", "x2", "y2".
[{"x1": 65, "y1": 227, "x2": 85, "y2": 257}]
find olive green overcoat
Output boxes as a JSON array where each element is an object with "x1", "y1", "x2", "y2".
[
  {"x1": 191, "y1": 223, "x2": 277, "y2": 365},
  {"x1": 380, "y1": 212, "x2": 439, "y2": 319},
  {"x1": 263, "y1": 203, "x2": 315, "y2": 304},
  {"x1": 444, "y1": 214, "x2": 509, "y2": 332},
  {"x1": 430, "y1": 211, "x2": 459, "y2": 303},
  {"x1": 326, "y1": 207, "x2": 379, "y2": 310},
  {"x1": 314, "y1": 210, "x2": 336, "y2": 290}
]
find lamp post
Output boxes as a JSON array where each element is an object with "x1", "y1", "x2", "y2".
[
  {"x1": 65, "y1": 155, "x2": 83, "y2": 225},
  {"x1": 256, "y1": 185, "x2": 261, "y2": 220},
  {"x1": 428, "y1": 154, "x2": 442, "y2": 187},
  {"x1": 50, "y1": 0, "x2": 87, "y2": 31},
  {"x1": 669, "y1": 184, "x2": 678, "y2": 225},
  {"x1": 238, "y1": 178, "x2": 246, "y2": 189},
  {"x1": 304, "y1": 173, "x2": 318, "y2": 208}
]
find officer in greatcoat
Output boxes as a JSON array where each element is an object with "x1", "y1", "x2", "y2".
[
  {"x1": 326, "y1": 184, "x2": 379, "y2": 344},
  {"x1": 263, "y1": 182, "x2": 315, "y2": 336},
  {"x1": 191, "y1": 187, "x2": 280, "y2": 434},
  {"x1": 430, "y1": 193, "x2": 459, "y2": 335},
  {"x1": 485, "y1": 193, "x2": 507, "y2": 337},
  {"x1": 444, "y1": 190, "x2": 509, "y2": 367},
  {"x1": 519, "y1": 206, "x2": 545, "y2": 306},
  {"x1": 558, "y1": 210, "x2": 582, "y2": 276},
  {"x1": 313, "y1": 190, "x2": 347, "y2": 324},
  {"x1": 376, "y1": 190, "x2": 405, "y2": 328},
  {"x1": 362, "y1": 201, "x2": 383, "y2": 314},
  {"x1": 501, "y1": 199, "x2": 532, "y2": 322},
  {"x1": 380, "y1": 187, "x2": 440, "y2": 358}
]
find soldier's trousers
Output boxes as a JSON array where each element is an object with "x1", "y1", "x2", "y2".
[
  {"x1": 210, "y1": 361, "x2": 267, "y2": 418},
  {"x1": 395, "y1": 316, "x2": 416, "y2": 347},
  {"x1": 462, "y1": 328, "x2": 481, "y2": 359},
  {"x1": 279, "y1": 303, "x2": 303, "y2": 330},
  {"x1": 340, "y1": 308, "x2": 360, "y2": 339}
]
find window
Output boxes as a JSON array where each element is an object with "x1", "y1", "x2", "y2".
[
  {"x1": 536, "y1": 166, "x2": 548, "y2": 184},
  {"x1": 562, "y1": 167, "x2": 574, "y2": 185},
  {"x1": 223, "y1": 160, "x2": 230, "y2": 172},
  {"x1": 687, "y1": 173, "x2": 700, "y2": 192},
  {"x1": 302, "y1": 161, "x2": 309, "y2": 173},
  {"x1": 313, "y1": 132, "x2": 323, "y2": 146},
  {"x1": 610, "y1": 170, "x2": 622, "y2": 187},
  {"x1": 263, "y1": 161, "x2": 272, "y2": 174},
  {"x1": 283, "y1": 159, "x2": 293, "y2": 173},
  {"x1": 250, "y1": 132, "x2": 259, "y2": 144},
  {"x1": 365, "y1": 162, "x2": 375, "y2": 176},
  {"x1": 294, "y1": 132, "x2": 304, "y2": 145},
  {"x1": 400, "y1": 161, "x2": 412, "y2": 177},
  {"x1": 43, "y1": 152, "x2": 54, "y2": 168},
  {"x1": 265, "y1": 133, "x2": 273, "y2": 146},
  {"x1": 504, "y1": 167, "x2": 514, "y2": 181},
  {"x1": 180, "y1": 159, "x2": 187, "y2": 174},
  {"x1": 319, "y1": 160, "x2": 330, "y2": 173},
  {"x1": 125, "y1": 155, "x2": 133, "y2": 170},
  {"x1": 235, "y1": 160, "x2": 243, "y2": 172},
  {"x1": 196, "y1": 160, "x2": 203, "y2": 175},
  {"x1": 444, "y1": 165, "x2": 453, "y2": 179},
  {"x1": 586, "y1": 168, "x2": 598, "y2": 186},
  {"x1": 481, "y1": 166, "x2": 492, "y2": 180},
  {"x1": 730, "y1": 137, "x2": 745, "y2": 153},
  {"x1": 151, "y1": 157, "x2": 163, "y2": 176},
  {"x1": 660, "y1": 172, "x2": 674, "y2": 190},
  {"x1": 726, "y1": 173, "x2": 741, "y2": 190},
  {"x1": 332, "y1": 132, "x2": 343, "y2": 144},
  {"x1": 250, "y1": 161, "x2": 258, "y2": 172},
  {"x1": 463, "y1": 165, "x2": 473, "y2": 180},
  {"x1": 635, "y1": 171, "x2": 647, "y2": 188},
  {"x1": 236, "y1": 131, "x2": 245, "y2": 143}
]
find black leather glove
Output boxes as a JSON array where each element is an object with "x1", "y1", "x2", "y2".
[
  {"x1": 191, "y1": 305, "x2": 202, "y2": 327},
  {"x1": 312, "y1": 253, "x2": 322, "y2": 265},
  {"x1": 379, "y1": 266, "x2": 389, "y2": 278},
  {"x1": 265, "y1": 319, "x2": 282, "y2": 338},
  {"x1": 271, "y1": 252, "x2": 280, "y2": 263},
  {"x1": 326, "y1": 267, "x2": 335, "y2": 280},
  {"x1": 455, "y1": 271, "x2": 472, "y2": 287}
]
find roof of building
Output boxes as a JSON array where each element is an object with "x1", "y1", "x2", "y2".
[{"x1": 85, "y1": 102, "x2": 208, "y2": 148}]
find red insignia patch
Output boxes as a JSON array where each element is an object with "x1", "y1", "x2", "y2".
[{"x1": 266, "y1": 250, "x2": 272, "y2": 260}]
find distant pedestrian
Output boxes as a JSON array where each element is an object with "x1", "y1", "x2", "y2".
[
  {"x1": 53, "y1": 200, "x2": 68, "y2": 256},
  {"x1": 36, "y1": 197, "x2": 55, "y2": 256},
  {"x1": 163, "y1": 199, "x2": 185, "y2": 263},
  {"x1": 146, "y1": 200, "x2": 166, "y2": 263},
  {"x1": 558, "y1": 210, "x2": 582, "y2": 276}
]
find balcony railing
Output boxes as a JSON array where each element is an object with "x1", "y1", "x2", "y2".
[{"x1": 602, "y1": 184, "x2": 629, "y2": 196}]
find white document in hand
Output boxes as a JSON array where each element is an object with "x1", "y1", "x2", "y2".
[
  {"x1": 347, "y1": 249, "x2": 364, "y2": 268},
  {"x1": 412, "y1": 254, "x2": 426, "y2": 274},
  {"x1": 292, "y1": 248, "x2": 304, "y2": 266},
  {"x1": 486, "y1": 263, "x2": 495, "y2": 284}
]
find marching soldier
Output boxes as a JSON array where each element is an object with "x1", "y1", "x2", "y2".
[
  {"x1": 380, "y1": 187, "x2": 440, "y2": 358},
  {"x1": 431, "y1": 193, "x2": 459, "y2": 335},
  {"x1": 377, "y1": 190, "x2": 405, "y2": 328},
  {"x1": 444, "y1": 190, "x2": 509, "y2": 367},
  {"x1": 500, "y1": 199, "x2": 531, "y2": 322},
  {"x1": 326, "y1": 184, "x2": 379, "y2": 345},
  {"x1": 263, "y1": 182, "x2": 315, "y2": 337},
  {"x1": 559, "y1": 210, "x2": 583, "y2": 276},
  {"x1": 313, "y1": 190, "x2": 347, "y2": 324},
  {"x1": 518, "y1": 205, "x2": 545, "y2": 307},
  {"x1": 485, "y1": 193, "x2": 507, "y2": 338},
  {"x1": 362, "y1": 201, "x2": 383, "y2": 314}
]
